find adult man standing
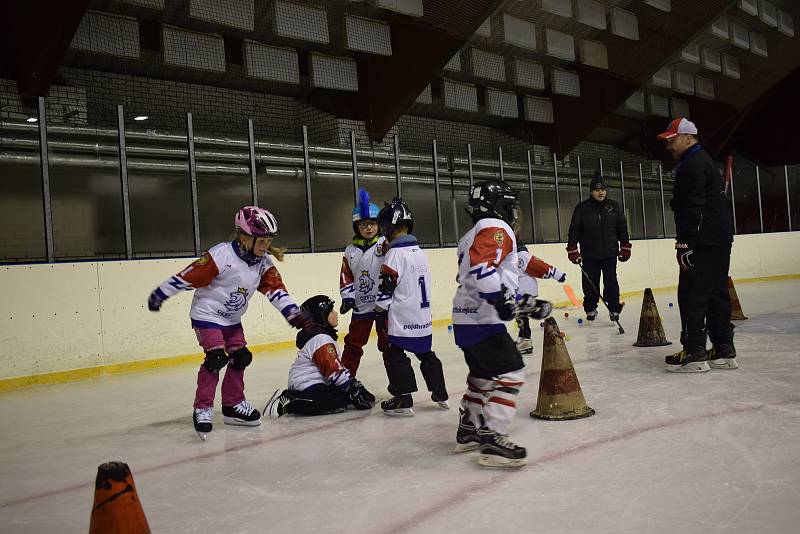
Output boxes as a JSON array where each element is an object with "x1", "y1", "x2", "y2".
[
  {"x1": 566, "y1": 172, "x2": 631, "y2": 322},
  {"x1": 658, "y1": 117, "x2": 736, "y2": 372}
]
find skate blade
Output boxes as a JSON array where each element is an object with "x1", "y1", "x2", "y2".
[
  {"x1": 435, "y1": 400, "x2": 450, "y2": 410},
  {"x1": 196, "y1": 431, "x2": 208, "y2": 441},
  {"x1": 222, "y1": 416, "x2": 262, "y2": 427},
  {"x1": 709, "y1": 359, "x2": 739, "y2": 370},
  {"x1": 454, "y1": 442, "x2": 481, "y2": 453},
  {"x1": 478, "y1": 454, "x2": 527, "y2": 468},
  {"x1": 382, "y1": 408, "x2": 414, "y2": 417},
  {"x1": 666, "y1": 361, "x2": 710, "y2": 373}
]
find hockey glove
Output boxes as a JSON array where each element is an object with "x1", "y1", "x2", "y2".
[
  {"x1": 147, "y1": 289, "x2": 166, "y2": 312},
  {"x1": 286, "y1": 307, "x2": 314, "y2": 330},
  {"x1": 346, "y1": 379, "x2": 375, "y2": 410},
  {"x1": 378, "y1": 272, "x2": 397, "y2": 296},
  {"x1": 517, "y1": 296, "x2": 553, "y2": 320},
  {"x1": 339, "y1": 298, "x2": 356, "y2": 314},
  {"x1": 566, "y1": 244, "x2": 582, "y2": 264},
  {"x1": 618, "y1": 242, "x2": 632, "y2": 262},
  {"x1": 488, "y1": 285, "x2": 516, "y2": 322},
  {"x1": 675, "y1": 242, "x2": 694, "y2": 272}
]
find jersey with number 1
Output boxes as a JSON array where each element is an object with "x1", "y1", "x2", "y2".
[
  {"x1": 375, "y1": 235, "x2": 432, "y2": 353},
  {"x1": 452, "y1": 218, "x2": 518, "y2": 348}
]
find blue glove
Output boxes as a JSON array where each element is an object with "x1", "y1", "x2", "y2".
[
  {"x1": 148, "y1": 289, "x2": 166, "y2": 312},
  {"x1": 340, "y1": 298, "x2": 356, "y2": 314}
]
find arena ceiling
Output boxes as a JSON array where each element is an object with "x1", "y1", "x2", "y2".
[{"x1": 2, "y1": 0, "x2": 799, "y2": 165}]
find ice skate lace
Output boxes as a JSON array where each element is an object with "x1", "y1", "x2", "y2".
[
  {"x1": 494, "y1": 434, "x2": 519, "y2": 450},
  {"x1": 234, "y1": 400, "x2": 255, "y2": 416},
  {"x1": 195, "y1": 408, "x2": 213, "y2": 423}
]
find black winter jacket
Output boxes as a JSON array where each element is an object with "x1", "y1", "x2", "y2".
[
  {"x1": 567, "y1": 197, "x2": 630, "y2": 260},
  {"x1": 669, "y1": 145, "x2": 733, "y2": 248}
]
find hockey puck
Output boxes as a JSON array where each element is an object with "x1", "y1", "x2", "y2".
[{"x1": 564, "y1": 312, "x2": 570, "y2": 318}]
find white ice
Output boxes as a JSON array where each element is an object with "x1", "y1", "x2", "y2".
[{"x1": 1, "y1": 279, "x2": 800, "y2": 534}]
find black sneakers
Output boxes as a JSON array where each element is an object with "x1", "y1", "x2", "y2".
[
  {"x1": 665, "y1": 348, "x2": 710, "y2": 373},
  {"x1": 381, "y1": 394, "x2": 414, "y2": 416}
]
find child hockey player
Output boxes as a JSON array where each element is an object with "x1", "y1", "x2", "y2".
[
  {"x1": 515, "y1": 243, "x2": 567, "y2": 354},
  {"x1": 147, "y1": 206, "x2": 311, "y2": 440},
  {"x1": 452, "y1": 179, "x2": 527, "y2": 468},
  {"x1": 375, "y1": 198, "x2": 449, "y2": 416},
  {"x1": 264, "y1": 294, "x2": 375, "y2": 418},
  {"x1": 339, "y1": 189, "x2": 388, "y2": 377}
]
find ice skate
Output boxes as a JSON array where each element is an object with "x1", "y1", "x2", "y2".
[
  {"x1": 477, "y1": 429, "x2": 527, "y2": 468},
  {"x1": 454, "y1": 410, "x2": 481, "y2": 453},
  {"x1": 264, "y1": 389, "x2": 294, "y2": 419},
  {"x1": 381, "y1": 394, "x2": 414, "y2": 416},
  {"x1": 431, "y1": 389, "x2": 450, "y2": 410},
  {"x1": 708, "y1": 344, "x2": 738, "y2": 370},
  {"x1": 586, "y1": 309, "x2": 598, "y2": 322},
  {"x1": 193, "y1": 407, "x2": 213, "y2": 441},
  {"x1": 222, "y1": 400, "x2": 261, "y2": 426},
  {"x1": 665, "y1": 348, "x2": 710, "y2": 373},
  {"x1": 516, "y1": 337, "x2": 533, "y2": 355},
  {"x1": 609, "y1": 302, "x2": 625, "y2": 322}
]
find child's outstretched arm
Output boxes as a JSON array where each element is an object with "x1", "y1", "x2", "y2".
[
  {"x1": 258, "y1": 265, "x2": 312, "y2": 329},
  {"x1": 147, "y1": 253, "x2": 219, "y2": 311},
  {"x1": 524, "y1": 255, "x2": 566, "y2": 283}
]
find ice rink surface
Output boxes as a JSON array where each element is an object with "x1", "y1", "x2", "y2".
[{"x1": 1, "y1": 279, "x2": 799, "y2": 533}]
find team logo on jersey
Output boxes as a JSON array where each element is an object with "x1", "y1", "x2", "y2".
[
  {"x1": 494, "y1": 230, "x2": 505, "y2": 246},
  {"x1": 358, "y1": 270, "x2": 375, "y2": 294},
  {"x1": 193, "y1": 255, "x2": 209, "y2": 266},
  {"x1": 518, "y1": 257, "x2": 525, "y2": 270},
  {"x1": 217, "y1": 287, "x2": 248, "y2": 317},
  {"x1": 327, "y1": 345, "x2": 336, "y2": 356}
]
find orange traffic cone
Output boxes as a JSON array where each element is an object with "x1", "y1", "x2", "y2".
[
  {"x1": 89, "y1": 462, "x2": 150, "y2": 534},
  {"x1": 633, "y1": 288, "x2": 672, "y2": 347},
  {"x1": 530, "y1": 317, "x2": 595, "y2": 420},
  {"x1": 727, "y1": 277, "x2": 748, "y2": 320}
]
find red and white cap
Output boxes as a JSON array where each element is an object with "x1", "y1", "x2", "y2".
[{"x1": 656, "y1": 118, "x2": 698, "y2": 140}]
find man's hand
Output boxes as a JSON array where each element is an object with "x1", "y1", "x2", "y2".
[
  {"x1": 566, "y1": 244, "x2": 582, "y2": 265},
  {"x1": 618, "y1": 242, "x2": 632, "y2": 262}
]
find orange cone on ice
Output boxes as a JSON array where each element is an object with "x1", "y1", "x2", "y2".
[
  {"x1": 89, "y1": 462, "x2": 150, "y2": 534},
  {"x1": 530, "y1": 317, "x2": 595, "y2": 420},
  {"x1": 633, "y1": 288, "x2": 672, "y2": 347},
  {"x1": 727, "y1": 277, "x2": 748, "y2": 320}
]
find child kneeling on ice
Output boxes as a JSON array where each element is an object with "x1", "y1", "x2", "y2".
[{"x1": 265, "y1": 295, "x2": 375, "y2": 417}]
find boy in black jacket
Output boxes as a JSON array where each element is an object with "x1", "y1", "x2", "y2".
[
  {"x1": 566, "y1": 172, "x2": 632, "y2": 322},
  {"x1": 658, "y1": 118, "x2": 736, "y2": 373}
]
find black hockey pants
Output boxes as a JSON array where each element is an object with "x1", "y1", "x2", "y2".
[
  {"x1": 384, "y1": 343, "x2": 445, "y2": 396},
  {"x1": 285, "y1": 384, "x2": 348, "y2": 416}
]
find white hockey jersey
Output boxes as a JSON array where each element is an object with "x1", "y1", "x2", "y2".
[
  {"x1": 339, "y1": 237, "x2": 386, "y2": 316},
  {"x1": 375, "y1": 235, "x2": 433, "y2": 354},
  {"x1": 288, "y1": 332, "x2": 351, "y2": 392},
  {"x1": 452, "y1": 218, "x2": 518, "y2": 348},
  {"x1": 154, "y1": 241, "x2": 300, "y2": 328},
  {"x1": 517, "y1": 244, "x2": 565, "y2": 297}
]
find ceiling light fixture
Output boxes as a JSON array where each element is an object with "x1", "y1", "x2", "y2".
[
  {"x1": 26, "y1": 117, "x2": 38, "y2": 123},
  {"x1": 133, "y1": 115, "x2": 149, "y2": 121}
]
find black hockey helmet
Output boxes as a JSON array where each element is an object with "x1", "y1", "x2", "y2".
[
  {"x1": 377, "y1": 197, "x2": 413, "y2": 238},
  {"x1": 300, "y1": 295, "x2": 336, "y2": 328},
  {"x1": 466, "y1": 179, "x2": 520, "y2": 226}
]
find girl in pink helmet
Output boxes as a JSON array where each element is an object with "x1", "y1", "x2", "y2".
[{"x1": 147, "y1": 206, "x2": 311, "y2": 440}]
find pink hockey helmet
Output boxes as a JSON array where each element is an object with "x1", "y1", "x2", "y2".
[{"x1": 234, "y1": 206, "x2": 279, "y2": 237}]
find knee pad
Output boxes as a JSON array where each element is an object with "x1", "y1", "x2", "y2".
[
  {"x1": 202, "y1": 348, "x2": 229, "y2": 373},
  {"x1": 228, "y1": 346, "x2": 253, "y2": 369}
]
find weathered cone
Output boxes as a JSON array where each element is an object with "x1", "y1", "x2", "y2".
[
  {"x1": 728, "y1": 277, "x2": 748, "y2": 320},
  {"x1": 633, "y1": 288, "x2": 672, "y2": 347},
  {"x1": 89, "y1": 462, "x2": 150, "y2": 534},
  {"x1": 530, "y1": 317, "x2": 595, "y2": 420}
]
